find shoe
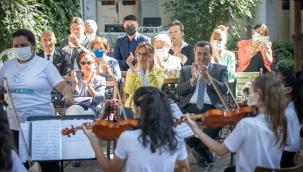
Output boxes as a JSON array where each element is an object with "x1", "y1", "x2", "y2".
[
  {"x1": 72, "y1": 161, "x2": 81, "y2": 167},
  {"x1": 192, "y1": 150, "x2": 208, "y2": 167},
  {"x1": 204, "y1": 149, "x2": 213, "y2": 163}
]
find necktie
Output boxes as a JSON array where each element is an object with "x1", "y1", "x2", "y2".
[
  {"x1": 47, "y1": 54, "x2": 50, "y2": 61},
  {"x1": 196, "y1": 77, "x2": 205, "y2": 110}
]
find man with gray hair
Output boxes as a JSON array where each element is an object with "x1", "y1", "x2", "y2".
[{"x1": 85, "y1": 19, "x2": 98, "y2": 41}]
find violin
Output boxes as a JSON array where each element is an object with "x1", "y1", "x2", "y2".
[
  {"x1": 175, "y1": 69, "x2": 256, "y2": 128},
  {"x1": 61, "y1": 80, "x2": 140, "y2": 141},
  {"x1": 62, "y1": 119, "x2": 139, "y2": 141}
]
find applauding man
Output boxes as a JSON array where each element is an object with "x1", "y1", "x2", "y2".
[
  {"x1": 176, "y1": 41, "x2": 228, "y2": 167},
  {"x1": 113, "y1": 15, "x2": 151, "y2": 71},
  {"x1": 59, "y1": 17, "x2": 92, "y2": 71}
]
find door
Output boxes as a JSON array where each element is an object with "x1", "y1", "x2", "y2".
[
  {"x1": 117, "y1": 0, "x2": 140, "y2": 26},
  {"x1": 266, "y1": 0, "x2": 278, "y2": 41},
  {"x1": 97, "y1": 0, "x2": 119, "y2": 33}
]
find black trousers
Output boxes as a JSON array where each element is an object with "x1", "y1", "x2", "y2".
[
  {"x1": 12, "y1": 130, "x2": 60, "y2": 172},
  {"x1": 280, "y1": 151, "x2": 297, "y2": 168},
  {"x1": 224, "y1": 165, "x2": 235, "y2": 172},
  {"x1": 180, "y1": 103, "x2": 221, "y2": 154}
]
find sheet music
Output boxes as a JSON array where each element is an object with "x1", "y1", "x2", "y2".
[
  {"x1": 61, "y1": 119, "x2": 95, "y2": 160},
  {"x1": 19, "y1": 122, "x2": 30, "y2": 162},
  {"x1": 170, "y1": 103, "x2": 195, "y2": 139},
  {"x1": 31, "y1": 120, "x2": 62, "y2": 161}
]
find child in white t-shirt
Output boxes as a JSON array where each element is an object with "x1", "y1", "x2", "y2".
[
  {"x1": 186, "y1": 72, "x2": 290, "y2": 172},
  {"x1": 279, "y1": 70, "x2": 303, "y2": 168},
  {"x1": 83, "y1": 86, "x2": 189, "y2": 172}
]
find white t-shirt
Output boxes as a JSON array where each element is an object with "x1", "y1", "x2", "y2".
[
  {"x1": 224, "y1": 114, "x2": 287, "y2": 172},
  {"x1": 284, "y1": 101, "x2": 300, "y2": 152},
  {"x1": 0, "y1": 55, "x2": 63, "y2": 130},
  {"x1": 11, "y1": 150, "x2": 27, "y2": 172},
  {"x1": 115, "y1": 129, "x2": 187, "y2": 172}
]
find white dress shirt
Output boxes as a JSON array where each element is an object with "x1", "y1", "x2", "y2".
[{"x1": 44, "y1": 50, "x2": 55, "y2": 62}]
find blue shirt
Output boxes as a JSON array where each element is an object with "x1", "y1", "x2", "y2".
[{"x1": 113, "y1": 33, "x2": 151, "y2": 71}]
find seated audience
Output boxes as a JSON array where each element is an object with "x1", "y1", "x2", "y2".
[
  {"x1": 210, "y1": 25, "x2": 235, "y2": 82},
  {"x1": 168, "y1": 20, "x2": 195, "y2": 66},
  {"x1": 113, "y1": 15, "x2": 151, "y2": 71},
  {"x1": 59, "y1": 17, "x2": 92, "y2": 71},
  {"x1": 83, "y1": 86, "x2": 190, "y2": 172},
  {"x1": 186, "y1": 72, "x2": 289, "y2": 172},
  {"x1": 279, "y1": 70, "x2": 303, "y2": 168},
  {"x1": 90, "y1": 37, "x2": 121, "y2": 81},
  {"x1": 37, "y1": 30, "x2": 71, "y2": 76},
  {"x1": 65, "y1": 52, "x2": 106, "y2": 117},
  {"x1": 85, "y1": 19, "x2": 98, "y2": 41},
  {"x1": 176, "y1": 41, "x2": 228, "y2": 167},
  {"x1": 237, "y1": 23, "x2": 273, "y2": 73},
  {"x1": 153, "y1": 34, "x2": 181, "y2": 78},
  {"x1": 124, "y1": 42, "x2": 164, "y2": 111}
]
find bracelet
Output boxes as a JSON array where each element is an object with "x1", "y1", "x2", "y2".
[{"x1": 88, "y1": 89, "x2": 93, "y2": 93}]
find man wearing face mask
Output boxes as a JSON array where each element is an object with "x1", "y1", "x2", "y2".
[
  {"x1": 113, "y1": 15, "x2": 151, "y2": 71},
  {"x1": 210, "y1": 25, "x2": 235, "y2": 82},
  {"x1": 176, "y1": 41, "x2": 228, "y2": 167},
  {"x1": 236, "y1": 23, "x2": 273, "y2": 73},
  {"x1": 84, "y1": 20, "x2": 98, "y2": 41}
]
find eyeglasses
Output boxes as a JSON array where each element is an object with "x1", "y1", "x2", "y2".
[
  {"x1": 80, "y1": 61, "x2": 95, "y2": 65},
  {"x1": 136, "y1": 52, "x2": 149, "y2": 58}
]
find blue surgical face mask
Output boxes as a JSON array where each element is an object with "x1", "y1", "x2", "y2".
[
  {"x1": 247, "y1": 93, "x2": 257, "y2": 107},
  {"x1": 93, "y1": 49, "x2": 105, "y2": 58}
]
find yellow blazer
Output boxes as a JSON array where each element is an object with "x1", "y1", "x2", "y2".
[{"x1": 124, "y1": 66, "x2": 165, "y2": 108}]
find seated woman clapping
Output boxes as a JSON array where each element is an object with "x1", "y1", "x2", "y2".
[
  {"x1": 83, "y1": 86, "x2": 190, "y2": 172},
  {"x1": 153, "y1": 34, "x2": 181, "y2": 78},
  {"x1": 124, "y1": 42, "x2": 165, "y2": 110},
  {"x1": 65, "y1": 52, "x2": 106, "y2": 116}
]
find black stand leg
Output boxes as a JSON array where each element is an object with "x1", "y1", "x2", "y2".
[
  {"x1": 107, "y1": 141, "x2": 111, "y2": 160},
  {"x1": 60, "y1": 161, "x2": 64, "y2": 172}
]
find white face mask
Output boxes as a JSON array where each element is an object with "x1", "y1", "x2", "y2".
[
  {"x1": 154, "y1": 48, "x2": 168, "y2": 56},
  {"x1": 13, "y1": 46, "x2": 33, "y2": 61},
  {"x1": 86, "y1": 33, "x2": 96, "y2": 40},
  {"x1": 252, "y1": 32, "x2": 262, "y2": 40},
  {"x1": 213, "y1": 40, "x2": 223, "y2": 50},
  {"x1": 247, "y1": 93, "x2": 257, "y2": 107}
]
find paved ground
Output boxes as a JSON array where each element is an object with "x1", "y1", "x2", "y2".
[{"x1": 63, "y1": 136, "x2": 303, "y2": 172}]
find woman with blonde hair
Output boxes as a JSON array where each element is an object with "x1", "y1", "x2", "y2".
[
  {"x1": 90, "y1": 37, "x2": 121, "y2": 81},
  {"x1": 210, "y1": 25, "x2": 235, "y2": 82},
  {"x1": 186, "y1": 72, "x2": 289, "y2": 172},
  {"x1": 153, "y1": 34, "x2": 181, "y2": 78}
]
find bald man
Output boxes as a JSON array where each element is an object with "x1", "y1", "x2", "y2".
[{"x1": 37, "y1": 30, "x2": 71, "y2": 76}]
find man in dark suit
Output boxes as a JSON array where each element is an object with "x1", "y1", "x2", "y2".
[
  {"x1": 59, "y1": 17, "x2": 91, "y2": 71},
  {"x1": 37, "y1": 30, "x2": 71, "y2": 76},
  {"x1": 113, "y1": 15, "x2": 151, "y2": 71},
  {"x1": 176, "y1": 41, "x2": 228, "y2": 167}
]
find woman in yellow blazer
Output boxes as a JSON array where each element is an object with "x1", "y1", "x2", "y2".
[{"x1": 124, "y1": 42, "x2": 165, "y2": 109}]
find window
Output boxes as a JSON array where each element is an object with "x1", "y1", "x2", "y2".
[
  {"x1": 123, "y1": 0, "x2": 136, "y2": 5},
  {"x1": 282, "y1": 0, "x2": 289, "y2": 10},
  {"x1": 102, "y1": 0, "x2": 115, "y2": 5}
]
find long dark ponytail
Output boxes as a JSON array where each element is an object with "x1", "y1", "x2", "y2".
[
  {"x1": 0, "y1": 103, "x2": 16, "y2": 171},
  {"x1": 133, "y1": 86, "x2": 179, "y2": 154},
  {"x1": 280, "y1": 70, "x2": 303, "y2": 123}
]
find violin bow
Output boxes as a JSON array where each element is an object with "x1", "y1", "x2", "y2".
[
  {"x1": 113, "y1": 78, "x2": 127, "y2": 120},
  {"x1": 224, "y1": 82, "x2": 240, "y2": 109},
  {"x1": 4, "y1": 77, "x2": 32, "y2": 167}
]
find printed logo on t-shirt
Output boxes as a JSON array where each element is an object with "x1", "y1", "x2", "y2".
[
  {"x1": 11, "y1": 73, "x2": 25, "y2": 83},
  {"x1": 10, "y1": 89, "x2": 34, "y2": 94}
]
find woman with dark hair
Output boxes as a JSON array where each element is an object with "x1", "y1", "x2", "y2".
[
  {"x1": 0, "y1": 29, "x2": 73, "y2": 172},
  {"x1": 279, "y1": 70, "x2": 303, "y2": 168},
  {"x1": 237, "y1": 23, "x2": 273, "y2": 73},
  {"x1": 0, "y1": 103, "x2": 40, "y2": 172},
  {"x1": 168, "y1": 20, "x2": 195, "y2": 66},
  {"x1": 83, "y1": 86, "x2": 189, "y2": 172},
  {"x1": 186, "y1": 72, "x2": 289, "y2": 172}
]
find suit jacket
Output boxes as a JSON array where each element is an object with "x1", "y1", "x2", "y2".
[
  {"x1": 176, "y1": 63, "x2": 228, "y2": 110},
  {"x1": 37, "y1": 49, "x2": 72, "y2": 76},
  {"x1": 113, "y1": 33, "x2": 151, "y2": 71},
  {"x1": 59, "y1": 36, "x2": 92, "y2": 70}
]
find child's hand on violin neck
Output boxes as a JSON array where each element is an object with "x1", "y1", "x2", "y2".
[
  {"x1": 82, "y1": 122, "x2": 96, "y2": 140},
  {"x1": 185, "y1": 113, "x2": 199, "y2": 129}
]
